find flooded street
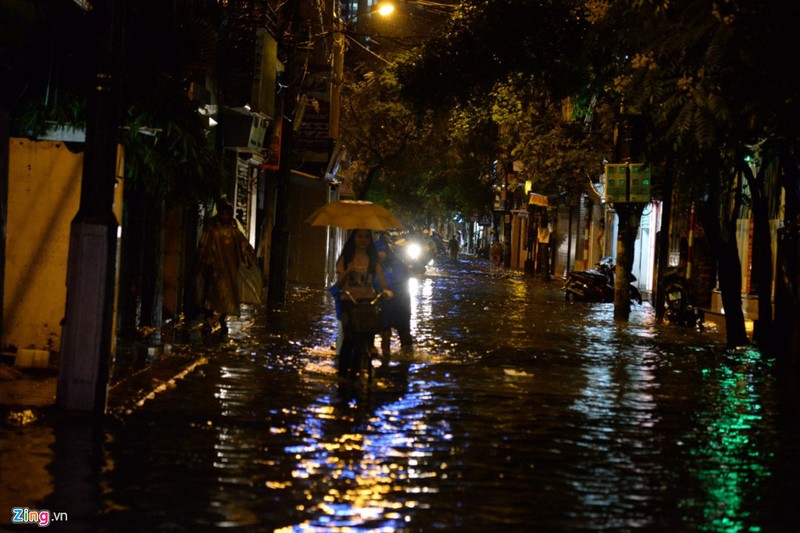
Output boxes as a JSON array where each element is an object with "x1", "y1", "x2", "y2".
[{"x1": 3, "y1": 256, "x2": 800, "y2": 531}]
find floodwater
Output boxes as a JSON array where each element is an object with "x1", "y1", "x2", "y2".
[{"x1": 2, "y1": 257, "x2": 799, "y2": 532}]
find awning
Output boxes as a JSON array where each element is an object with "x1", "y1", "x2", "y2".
[{"x1": 529, "y1": 193, "x2": 548, "y2": 206}]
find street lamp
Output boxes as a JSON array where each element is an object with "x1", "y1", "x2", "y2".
[
  {"x1": 376, "y1": 2, "x2": 395, "y2": 17},
  {"x1": 329, "y1": 2, "x2": 395, "y2": 140}
]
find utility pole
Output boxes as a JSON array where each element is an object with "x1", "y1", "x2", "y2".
[
  {"x1": 267, "y1": 0, "x2": 302, "y2": 305},
  {"x1": 612, "y1": 113, "x2": 645, "y2": 321},
  {"x1": 503, "y1": 161, "x2": 514, "y2": 268},
  {"x1": 57, "y1": 0, "x2": 121, "y2": 412}
]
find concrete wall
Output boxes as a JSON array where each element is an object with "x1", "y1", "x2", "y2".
[{"x1": 3, "y1": 138, "x2": 122, "y2": 353}]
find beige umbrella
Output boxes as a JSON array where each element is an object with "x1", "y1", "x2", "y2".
[{"x1": 306, "y1": 200, "x2": 403, "y2": 231}]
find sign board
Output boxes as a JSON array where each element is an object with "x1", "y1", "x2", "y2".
[
  {"x1": 603, "y1": 163, "x2": 652, "y2": 203},
  {"x1": 528, "y1": 193, "x2": 548, "y2": 206},
  {"x1": 604, "y1": 164, "x2": 628, "y2": 203},
  {"x1": 493, "y1": 194, "x2": 504, "y2": 211},
  {"x1": 234, "y1": 157, "x2": 250, "y2": 228},
  {"x1": 629, "y1": 163, "x2": 652, "y2": 203},
  {"x1": 248, "y1": 114, "x2": 269, "y2": 151}
]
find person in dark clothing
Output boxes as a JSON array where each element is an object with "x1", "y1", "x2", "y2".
[
  {"x1": 375, "y1": 239, "x2": 413, "y2": 357},
  {"x1": 197, "y1": 198, "x2": 253, "y2": 334},
  {"x1": 448, "y1": 235, "x2": 460, "y2": 259}
]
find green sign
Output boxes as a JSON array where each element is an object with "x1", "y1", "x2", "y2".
[
  {"x1": 629, "y1": 163, "x2": 652, "y2": 203},
  {"x1": 604, "y1": 164, "x2": 628, "y2": 203},
  {"x1": 603, "y1": 163, "x2": 652, "y2": 203}
]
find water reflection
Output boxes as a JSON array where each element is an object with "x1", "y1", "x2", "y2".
[
  {"x1": 279, "y1": 355, "x2": 447, "y2": 530},
  {"x1": 0, "y1": 413, "x2": 54, "y2": 509},
  {"x1": 3, "y1": 257, "x2": 799, "y2": 530},
  {"x1": 44, "y1": 416, "x2": 104, "y2": 531},
  {"x1": 685, "y1": 348, "x2": 775, "y2": 531}
]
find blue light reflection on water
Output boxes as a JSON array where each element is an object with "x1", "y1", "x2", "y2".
[
  {"x1": 281, "y1": 379, "x2": 455, "y2": 531},
  {"x1": 11, "y1": 258, "x2": 794, "y2": 531},
  {"x1": 211, "y1": 263, "x2": 792, "y2": 529}
]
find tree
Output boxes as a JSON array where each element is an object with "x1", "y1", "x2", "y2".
[
  {"x1": 340, "y1": 50, "x2": 496, "y2": 226},
  {"x1": 396, "y1": 0, "x2": 799, "y2": 345},
  {"x1": 9, "y1": 0, "x2": 226, "y2": 204},
  {"x1": 340, "y1": 61, "x2": 422, "y2": 200},
  {"x1": 488, "y1": 75, "x2": 615, "y2": 198},
  {"x1": 592, "y1": 0, "x2": 800, "y2": 347},
  {"x1": 398, "y1": 0, "x2": 588, "y2": 112}
]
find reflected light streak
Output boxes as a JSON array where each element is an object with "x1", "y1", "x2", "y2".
[
  {"x1": 210, "y1": 362, "x2": 275, "y2": 527},
  {"x1": 278, "y1": 386, "x2": 452, "y2": 530},
  {"x1": 409, "y1": 277, "x2": 434, "y2": 345},
  {"x1": 688, "y1": 348, "x2": 772, "y2": 531},
  {"x1": 570, "y1": 346, "x2": 660, "y2": 516}
]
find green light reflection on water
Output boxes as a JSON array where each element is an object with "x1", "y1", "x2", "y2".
[{"x1": 689, "y1": 347, "x2": 774, "y2": 532}]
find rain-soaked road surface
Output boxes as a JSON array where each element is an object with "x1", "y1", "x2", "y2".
[{"x1": 2, "y1": 256, "x2": 800, "y2": 531}]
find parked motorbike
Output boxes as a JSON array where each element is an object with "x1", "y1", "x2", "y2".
[
  {"x1": 662, "y1": 268, "x2": 703, "y2": 328},
  {"x1": 564, "y1": 257, "x2": 643, "y2": 304}
]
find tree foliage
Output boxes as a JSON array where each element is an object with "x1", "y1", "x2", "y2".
[
  {"x1": 489, "y1": 75, "x2": 615, "y2": 197},
  {"x1": 120, "y1": 75, "x2": 225, "y2": 203},
  {"x1": 340, "y1": 1, "x2": 613, "y2": 223},
  {"x1": 391, "y1": 0, "x2": 800, "y2": 347},
  {"x1": 340, "y1": 51, "x2": 496, "y2": 226},
  {"x1": 5, "y1": 0, "x2": 226, "y2": 206},
  {"x1": 397, "y1": 0, "x2": 589, "y2": 112}
]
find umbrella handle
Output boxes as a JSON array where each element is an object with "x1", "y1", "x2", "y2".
[
  {"x1": 343, "y1": 289, "x2": 358, "y2": 303},
  {"x1": 370, "y1": 291, "x2": 388, "y2": 305}
]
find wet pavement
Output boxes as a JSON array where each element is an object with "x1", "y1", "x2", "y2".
[{"x1": 2, "y1": 256, "x2": 800, "y2": 531}]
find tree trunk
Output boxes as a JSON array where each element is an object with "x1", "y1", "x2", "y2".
[
  {"x1": 774, "y1": 227, "x2": 800, "y2": 365},
  {"x1": 654, "y1": 171, "x2": 673, "y2": 321},
  {"x1": 117, "y1": 190, "x2": 145, "y2": 339},
  {"x1": 698, "y1": 193, "x2": 749, "y2": 347},
  {"x1": 776, "y1": 148, "x2": 800, "y2": 369},
  {"x1": 358, "y1": 164, "x2": 383, "y2": 200},
  {"x1": 181, "y1": 204, "x2": 202, "y2": 320},
  {"x1": 742, "y1": 161, "x2": 775, "y2": 348},
  {"x1": 614, "y1": 204, "x2": 642, "y2": 321},
  {"x1": 611, "y1": 113, "x2": 644, "y2": 321},
  {"x1": 137, "y1": 198, "x2": 165, "y2": 344},
  {"x1": 716, "y1": 237, "x2": 750, "y2": 347}
]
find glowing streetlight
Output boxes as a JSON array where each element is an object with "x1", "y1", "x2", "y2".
[
  {"x1": 376, "y1": 2, "x2": 395, "y2": 17},
  {"x1": 329, "y1": 2, "x2": 395, "y2": 140}
]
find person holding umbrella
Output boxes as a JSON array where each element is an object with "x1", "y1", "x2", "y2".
[
  {"x1": 332, "y1": 229, "x2": 393, "y2": 379},
  {"x1": 306, "y1": 200, "x2": 404, "y2": 378}
]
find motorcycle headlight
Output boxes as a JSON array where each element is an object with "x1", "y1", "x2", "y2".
[{"x1": 406, "y1": 242, "x2": 422, "y2": 260}]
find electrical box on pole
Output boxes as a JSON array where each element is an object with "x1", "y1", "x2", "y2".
[
  {"x1": 603, "y1": 163, "x2": 651, "y2": 203},
  {"x1": 604, "y1": 164, "x2": 628, "y2": 203},
  {"x1": 628, "y1": 163, "x2": 652, "y2": 203}
]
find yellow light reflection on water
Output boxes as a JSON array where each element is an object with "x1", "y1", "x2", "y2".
[
  {"x1": 0, "y1": 414, "x2": 54, "y2": 507},
  {"x1": 275, "y1": 393, "x2": 451, "y2": 529}
]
